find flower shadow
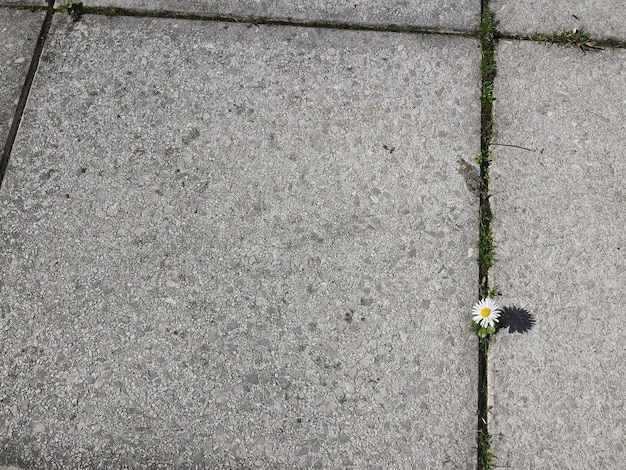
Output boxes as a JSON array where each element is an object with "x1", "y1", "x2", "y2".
[{"x1": 498, "y1": 306, "x2": 535, "y2": 334}]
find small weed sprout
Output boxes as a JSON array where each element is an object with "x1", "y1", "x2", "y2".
[
  {"x1": 58, "y1": 0, "x2": 74, "y2": 13},
  {"x1": 58, "y1": 0, "x2": 83, "y2": 21},
  {"x1": 555, "y1": 29, "x2": 604, "y2": 52}
]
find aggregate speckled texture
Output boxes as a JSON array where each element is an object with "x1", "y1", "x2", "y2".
[
  {"x1": 53, "y1": 0, "x2": 480, "y2": 32},
  {"x1": 492, "y1": 0, "x2": 626, "y2": 41},
  {"x1": 0, "y1": 8, "x2": 45, "y2": 147},
  {"x1": 0, "y1": 15, "x2": 481, "y2": 469},
  {"x1": 0, "y1": 1, "x2": 47, "y2": 5},
  {"x1": 491, "y1": 40, "x2": 626, "y2": 469}
]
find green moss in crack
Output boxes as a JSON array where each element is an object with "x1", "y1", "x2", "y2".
[
  {"x1": 475, "y1": 148, "x2": 492, "y2": 166},
  {"x1": 477, "y1": 6, "x2": 498, "y2": 299},
  {"x1": 479, "y1": 9, "x2": 498, "y2": 146},
  {"x1": 478, "y1": 220, "x2": 494, "y2": 270},
  {"x1": 477, "y1": 190, "x2": 495, "y2": 297},
  {"x1": 478, "y1": 429, "x2": 495, "y2": 470}
]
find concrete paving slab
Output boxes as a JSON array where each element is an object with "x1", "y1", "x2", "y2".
[
  {"x1": 0, "y1": 1, "x2": 47, "y2": 5},
  {"x1": 491, "y1": 40, "x2": 626, "y2": 469},
  {"x1": 0, "y1": 14, "x2": 481, "y2": 469},
  {"x1": 0, "y1": 8, "x2": 45, "y2": 148},
  {"x1": 492, "y1": 0, "x2": 626, "y2": 41},
  {"x1": 53, "y1": 0, "x2": 480, "y2": 32}
]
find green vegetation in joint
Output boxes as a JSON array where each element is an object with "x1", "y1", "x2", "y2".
[
  {"x1": 58, "y1": 0, "x2": 75, "y2": 13},
  {"x1": 477, "y1": 196, "x2": 495, "y2": 301},
  {"x1": 488, "y1": 285, "x2": 500, "y2": 298},
  {"x1": 520, "y1": 30, "x2": 626, "y2": 51},
  {"x1": 477, "y1": 6, "x2": 498, "y2": 299},
  {"x1": 475, "y1": 148, "x2": 492, "y2": 166},
  {"x1": 2, "y1": 4, "x2": 49, "y2": 12},
  {"x1": 477, "y1": 334, "x2": 494, "y2": 468},
  {"x1": 58, "y1": 0, "x2": 83, "y2": 21},
  {"x1": 530, "y1": 33, "x2": 547, "y2": 43},
  {"x1": 48, "y1": 3, "x2": 464, "y2": 37},
  {"x1": 479, "y1": 9, "x2": 498, "y2": 145},
  {"x1": 476, "y1": 323, "x2": 496, "y2": 339},
  {"x1": 478, "y1": 430, "x2": 495, "y2": 469},
  {"x1": 478, "y1": 215, "x2": 495, "y2": 276},
  {"x1": 479, "y1": 8, "x2": 498, "y2": 40},
  {"x1": 548, "y1": 29, "x2": 607, "y2": 52},
  {"x1": 481, "y1": 81, "x2": 494, "y2": 104},
  {"x1": 501, "y1": 30, "x2": 626, "y2": 49},
  {"x1": 553, "y1": 29, "x2": 597, "y2": 48},
  {"x1": 476, "y1": 7, "x2": 498, "y2": 467}
]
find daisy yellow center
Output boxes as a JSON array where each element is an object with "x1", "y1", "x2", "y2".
[{"x1": 480, "y1": 307, "x2": 491, "y2": 318}]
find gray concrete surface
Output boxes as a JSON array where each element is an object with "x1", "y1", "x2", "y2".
[
  {"x1": 0, "y1": 8, "x2": 45, "y2": 147},
  {"x1": 0, "y1": 1, "x2": 46, "y2": 5},
  {"x1": 492, "y1": 0, "x2": 626, "y2": 41},
  {"x1": 53, "y1": 0, "x2": 480, "y2": 32},
  {"x1": 0, "y1": 13, "x2": 481, "y2": 469},
  {"x1": 491, "y1": 40, "x2": 626, "y2": 469}
]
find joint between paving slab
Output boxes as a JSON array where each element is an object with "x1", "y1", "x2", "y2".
[
  {"x1": 53, "y1": 4, "x2": 476, "y2": 38},
  {"x1": 476, "y1": 1, "x2": 497, "y2": 469},
  {"x1": 0, "y1": 3, "x2": 48, "y2": 12},
  {"x1": 499, "y1": 31, "x2": 626, "y2": 50},
  {"x1": 0, "y1": 0, "x2": 55, "y2": 190}
]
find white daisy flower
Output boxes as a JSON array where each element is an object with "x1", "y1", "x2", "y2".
[{"x1": 472, "y1": 298, "x2": 502, "y2": 328}]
